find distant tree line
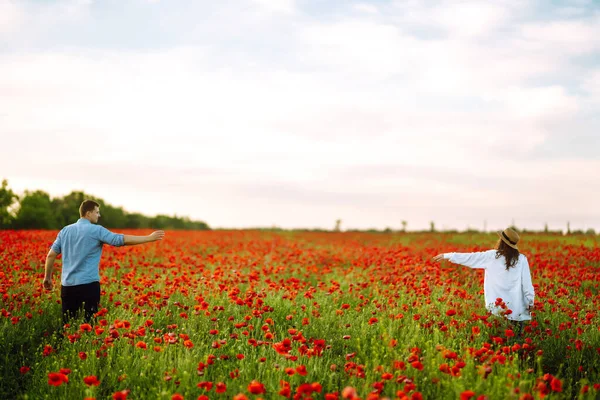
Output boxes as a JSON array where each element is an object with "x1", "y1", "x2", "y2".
[
  {"x1": 0, "y1": 179, "x2": 210, "y2": 230},
  {"x1": 286, "y1": 219, "x2": 596, "y2": 235}
]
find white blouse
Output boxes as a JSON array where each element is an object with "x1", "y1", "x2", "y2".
[{"x1": 443, "y1": 250, "x2": 535, "y2": 321}]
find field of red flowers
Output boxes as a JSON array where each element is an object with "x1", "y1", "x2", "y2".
[{"x1": 1, "y1": 230, "x2": 599, "y2": 399}]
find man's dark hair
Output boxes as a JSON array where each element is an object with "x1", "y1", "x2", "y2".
[{"x1": 79, "y1": 200, "x2": 100, "y2": 218}]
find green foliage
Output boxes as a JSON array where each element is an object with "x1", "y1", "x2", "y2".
[
  {"x1": 0, "y1": 179, "x2": 210, "y2": 230},
  {"x1": 13, "y1": 190, "x2": 57, "y2": 229},
  {"x1": 51, "y1": 191, "x2": 93, "y2": 227},
  {"x1": 125, "y1": 213, "x2": 150, "y2": 229},
  {"x1": 0, "y1": 179, "x2": 18, "y2": 228}
]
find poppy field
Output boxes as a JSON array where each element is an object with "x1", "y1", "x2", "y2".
[{"x1": 1, "y1": 230, "x2": 599, "y2": 399}]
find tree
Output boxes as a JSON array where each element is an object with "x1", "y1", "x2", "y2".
[
  {"x1": 6, "y1": 184, "x2": 210, "y2": 230},
  {"x1": 51, "y1": 191, "x2": 89, "y2": 227},
  {"x1": 0, "y1": 179, "x2": 18, "y2": 228},
  {"x1": 97, "y1": 203, "x2": 126, "y2": 228},
  {"x1": 430, "y1": 221, "x2": 436, "y2": 232},
  {"x1": 126, "y1": 213, "x2": 149, "y2": 229},
  {"x1": 51, "y1": 191, "x2": 128, "y2": 228},
  {"x1": 14, "y1": 191, "x2": 57, "y2": 229},
  {"x1": 401, "y1": 220, "x2": 407, "y2": 232}
]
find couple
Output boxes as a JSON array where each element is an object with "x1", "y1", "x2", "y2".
[{"x1": 44, "y1": 200, "x2": 534, "y2": 331}]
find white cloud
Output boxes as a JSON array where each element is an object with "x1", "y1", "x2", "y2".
[
  {"x1": 583, "y1": 71, "x2": 600, "y2": 104},
  {"x1": 485, "y1": 86, "x2": 580, "y2": 120},
  {"x1": 430, "y1": 2, "x2": 511, "y2": 37},
  {"x1": 520, "y1": 17, "x2": 600, "y2": 55},
  {"x1": 353, "y1": 4, "x2": 379, "y2": 14},
  {"x1": 0, "y1": 0, "x2": 95, "y2": 43},
  {"x1": 249, "y1": 0, "x2": 296, "y2": 15},
  {"x1": 0, "y1": 0, "x2": 23, "y2": 34},
  {"x1": 299, "y1": 20, "x2": 419, "y2": 80}
]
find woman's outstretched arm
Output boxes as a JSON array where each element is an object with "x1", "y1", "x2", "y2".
[{"x1": 433, "y1": 251, "x2": 490, "y2": 269}]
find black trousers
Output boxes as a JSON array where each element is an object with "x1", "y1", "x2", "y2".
[{"x1": 61, "y1": 281, "x2": 101, "y2": 324}]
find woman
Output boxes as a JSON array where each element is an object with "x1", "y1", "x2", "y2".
[{"x1": 432, "y1": 227, "x2": 535, "y2": 336}]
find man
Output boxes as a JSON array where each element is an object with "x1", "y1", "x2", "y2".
[{"x1": 43, "y1": 200, "x2": 165, "y2": 323}]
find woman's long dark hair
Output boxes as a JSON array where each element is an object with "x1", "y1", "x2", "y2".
[{"x1": 495, "y1": 239, "x2": 520, "y2": 270}]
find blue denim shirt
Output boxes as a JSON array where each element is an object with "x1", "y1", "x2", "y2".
[{"x1": 51, "y1": 218, "x2": 125, "y2": 286}]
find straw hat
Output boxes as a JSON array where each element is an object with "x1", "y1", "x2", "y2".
[{"x1": 497, "y1": 227, "x2": 520, "y2": 250}]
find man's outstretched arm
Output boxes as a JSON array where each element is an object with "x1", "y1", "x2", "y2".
[{"x1": 123, "y1": 230, "x2": 165, "y2": 245}]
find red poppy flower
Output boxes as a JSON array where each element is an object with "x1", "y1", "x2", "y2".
[
  {"x1": 84, "y1": 376, "x2": 101, "y2": 386},
  {"x1": 248, "y1": 380, "x2": 266, "y2": 394},
  {"x1": 439, "y1": 363, "x2": 450, "y2": 374},
  {"x1": 551, "y1": 378, "x2": 563, "y2": 392},
  {"x1": 43, "y1": 345, "x2": 54, "y2": 357},
  {"x1": 112, "y1": 389, "x2": 130, "y2": 400},
  {"x1": 296, "y1": 365, "x2": 308, "y2": 376},
  {"x1": 197, "y1": 381, "x2": 213, "y2": 391},
  {"x1": 443, "y1": 350, "x2": 458, "y2": 359},
  {"x1": 48, "y1": 372, "x2": 69, "y2": 386},
  {"x1": 20, "y1": 366, "x2": 30, "y2": 374},
  {"x1": 410, "y1": 361, "x2": 424, "y2": 371},
  {"x1": 279, "y1": 386, "x2": 291, "y2": 397},
  {"x1": 341, "y1": 386, "x2": 357, "y2": 399},
  {"x1": 460, "y1": 390, "x2": 476, "y2": 400},
  {"x1": 215, "y1": 382, "x2": 227, "y2": 393}
]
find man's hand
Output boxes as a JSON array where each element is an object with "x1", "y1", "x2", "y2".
[
  {"x1": 149, "y1": 231, "x2": 165, "y2": 242},
  {"x1": 124, "y1": 231, "x2": 166, "y2": 245},
  {"x1": 44, "y1": 249, "x2": 58, "y2": 290},
  {"x1": 43, "y1": 277, "x2": 53, "y2": 291},
  {"x1": 432, "y1": 254, "x2": 445, "y2": 262}
]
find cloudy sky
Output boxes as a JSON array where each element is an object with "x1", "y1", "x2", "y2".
[{"x1": 1, "y1": 0, "x2": 599, "y2": 231}]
